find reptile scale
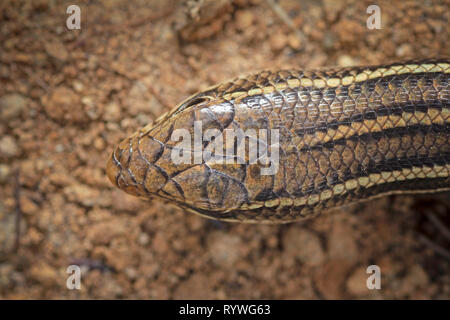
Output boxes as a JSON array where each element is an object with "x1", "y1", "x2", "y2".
[{"x1": 106, "y1": 59, "x2": 450, "y2": 223}]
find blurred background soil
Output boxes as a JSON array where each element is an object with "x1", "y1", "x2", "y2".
[{"x1": 0, "y1": 0, "x2": 449, "y2": 299}]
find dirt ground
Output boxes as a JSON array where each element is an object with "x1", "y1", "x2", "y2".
[{"x1": 0, "y1": 0, "x2": 449, "y2": 299}]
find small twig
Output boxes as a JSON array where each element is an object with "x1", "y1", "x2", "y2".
[
  {"x1": 418, "y1": 234, "x2": 450, "y2": 261},
  {"x1": 22, "y1": 67, "x2": 50, "y2": 93},
  {"x1": 265, "y1": 0, "x2": 306, "y2": 46},
  {"x1": 13, "y1": 169, "x2": 22, "y2": 253},
  {"x1": 69, "y1": 258, "x2": 115, "y2": 273},
  {"x1": 425, "y1": 212, "x2": 450, "y2": 242}
]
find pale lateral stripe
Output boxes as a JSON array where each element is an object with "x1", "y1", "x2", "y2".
[
  {"x1": 222, "y1": 63, "x2": 449, "y2": 100},
  {"x1": 289, "y1": 108, "x2": 448, "y2": 151},
  {"x1": 237, "y1": 164, "x2": 450, "y2": 211}
]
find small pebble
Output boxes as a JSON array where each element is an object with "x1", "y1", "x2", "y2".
[
  {"x1": 0, "y1": 164, "x2": 11, "y2": 183},
  {"x1": 396, "y1": 44, "x2": 413, "y2": 57},
  {"x1": 44, "y1": 39, "x2": 68, "y2": 62},
  {"x1": 269, "y1": 33, "x2": 288, "y2": 52},
  {"x1": 0, "y1": 93, "x2": 27, "y2": 120},
  {"x1": 138, "y1": 232, "x2": 150, "y2": 246},
  {"x1": 337, "y1": 55, "x2": 356, "y2": 67},
  {"x1": 0, "y1": 135, "x2": 20, "y2": 158},
  {"x1": 327, "y1": 218, "x2": 358, "y2": 262},
  {"x1": 283, "y1": 227, "x2": 325, "y2": 267},
  {"x1": 207, "y1": 231, "x2": 242, "y2": 267},
  {"x1": 288, "y1": 34, "x2": 302, "y2": 50},
  {"x1": 103, "y1": 102, "x2": 121, "y2": 122},
  {"x1": 235, "y1": 10, "x2": 254, "y2": 30},
  {"x1": 346, "y1": 267, "x2": 370, "y2": 296},
  {"x1": 73, "y1": 81, "x2": 84, "y2": 93}
]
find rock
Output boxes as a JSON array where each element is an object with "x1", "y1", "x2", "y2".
[
  {"x1": 63, "y1": 184, "x2": 100, "y2": 207},
  {"x1": 314, "y1": 259, "x2": 353, "y2": 299},
  {"x1": 103, "y1": 102, "x2": 121, "y2": 122},
  {"x1": 20, "y1": 159, "x2": 41, "y2": 188},
  {"x1": 173, "y1": 272, "x2": 215, "y2": 299},
  {"x1": 235, "y1": 10, "x2": 254, "y2": 30},
  {"x1": 86, "y1": 220, "x2": 128, "y2": 245},
  {"x1": 21, "y1": 196, "x2": 40, "y2": 215},
  {"x1": 42, "y1": 87, "x2": 86, "y2": 123},
  {"x1": 138, "y1": 232, "x2": 150, "y2": 246},
  {"x1": 136, "y1": 63, "x2": 152, "y2": 75},
  {"x1": 398, "y1": 264, "x2": 429, "y2": 296},
  {"x1": 327, "y1": 219, "x2": 358, "y2": 262},
  {"x1": 283, "y1": 227, "x2": 325, "y2": 267},
  {"x1": 0, "y1": 205, "x2": 16, "y2": 258},
  {"x1": 0, "y1": 135, "x2": 20, "y2": 158},
  {"x1": 0, "y1": 164, "x2": 11, "y2": 183},
  {"x1": 44, "y1": 39, "x2": 68, "y2": 62},
  {"x1": 269, "y1": 33, "x2": 288, "y2": 52},
  {"x1": 152, "y1": 232, "x2": 170, "y2": 254},
  {"x1": 73, "y1": 81, "x2": 84, "y2": 93},
  {"x1": 90, "y1": 273, "x2": 124, "y2": 298},
  {"x1": 207, "y1": 231, "x2": 242, "y2": 267},
  {"x1": 0, "y1": 263, "x2": 15, "y2": 288},
  {"x1": 125, "y1": 267, "x2": 138, "y2": 280},
  {"x1": 93, "y1": 137, "x2": 105, "y2": 150},
  {"x1": 79, "y1": 95, "x2": 100, "y2": 120},
  {"x1": 0, "y1": 262, "x2": 25, "y2": 290},
  {"x1": 322, "y1": 31, "x2": 336, "y2": 50},
  {"x1": 141, "y1": 261, "x2": 160, "y2": 279},
  {"x1": 346, "y1": 266, "x2": 370, "y2": 297},
  {"x1": 396, "y1": 44, "x2": 413, "y2": 57},
  {"x1": 92, "y1": 245, "x2": 137, "y2": 272},
  {"x1": 337, "y1": 55, "x2": 356, "y2": 67},
  {"x1": 0, "y1": 93, "x2": 27, "y2": 120},
  {"x1": 110, "y1": 189, "x2": 143, "y2": 212},
  {"x1": 29, "y1": 262, "x2": 59, "y2": 285},
  {"x1": 288, "y1": 34, "x2": 302, "y2": 50}
]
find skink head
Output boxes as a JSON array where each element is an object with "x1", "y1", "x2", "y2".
[{"x1": 106, "y1": 93, "x2": 242, "y2": 217}]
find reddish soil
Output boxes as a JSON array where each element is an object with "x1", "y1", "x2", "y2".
[{"x1": 0, "y1": 0, "x2": 449, "y2": 299}]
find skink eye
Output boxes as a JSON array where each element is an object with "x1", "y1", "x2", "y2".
[
  {"x1": 156, "y1": 95, "x2": 211, "y2": 126},
  {"x1": 177, "y1": 95, "x2": 211, "y2": 112},
  {"x1": 152, "y1": 96, "x2": 211, "y2": 127}
]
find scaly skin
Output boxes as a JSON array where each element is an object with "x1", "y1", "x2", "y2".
[{"x1": 106, "y1": 59, "x2": 450, "y2": 222}]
